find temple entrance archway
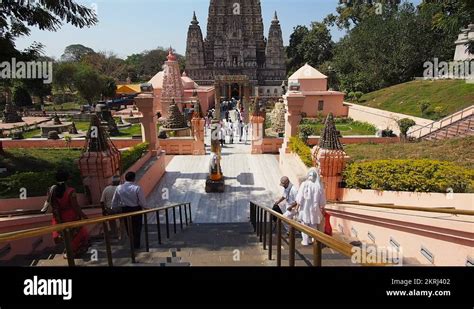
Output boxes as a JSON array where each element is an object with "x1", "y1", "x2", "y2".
[{"x1": 214, "y1": 75, "x2": 252, "y2": 123}]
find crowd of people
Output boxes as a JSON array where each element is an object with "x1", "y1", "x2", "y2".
[{"x1": 205, "y1": 98, "x2": 250, "y2": 146}]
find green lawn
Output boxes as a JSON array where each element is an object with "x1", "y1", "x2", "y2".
[
  {"x1": 354, "y1": 80, "x2": 474, "y2": 120},
  {"x1": 0, "y1": 148, "x2": 83, "y2": 198},
  {"x1": 345, "y1": 136, "x2": 474, "y2": 169},
  {"x1": 299, "y1": 120, "x2": 376, "y2": 136}
]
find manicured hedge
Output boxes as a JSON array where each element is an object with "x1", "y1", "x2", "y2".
[
  {"x1": 290, "y1": 136, "x2": 313, "y2": 167},
  {"x1": 343, "y1": 159, "x2": 474, "y2": 193},
  {"x1": 121, "y1": 142, "x2": 149, "y2": 171}
]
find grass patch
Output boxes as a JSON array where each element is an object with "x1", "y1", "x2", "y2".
[
  {"x1": 299, "y1": 118, "x2": 376, "y2": 136},
  {"x1": 355, "y1": 80, "x2": 474, "y2": 120},
  {"x1": 345, "y1": 136, "x2": 474, "y2": 169},
  {"x1": 44, "y1": 102, "x2": 82, "y2": 111}
]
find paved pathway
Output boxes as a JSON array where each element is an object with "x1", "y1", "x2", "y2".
[{"x1": 147, "y1": 129, "x2": 284, "y2": 223}]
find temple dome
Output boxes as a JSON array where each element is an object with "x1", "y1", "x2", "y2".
[
  {"x1": 289, "y1": 63, "x2": 327, "y2": 81},
  {"x1": 148, "y1": 70, "x2": 198, "y2": 90}
]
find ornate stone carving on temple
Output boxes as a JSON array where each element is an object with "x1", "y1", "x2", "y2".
[
  {"x1": 2, "y1": 103, "x2": 23, "y2": 123},
  {"x1": 185, "y1": 2, "x2": 286, "y2": 90},
  {"x1": 271, "y1": 100, "x2": 286, "y2": 135},
  {"x1": 161, "y1": 48, "x2": 185, "y2": 118},
  {"x1": 163, "y1": 99, "x2": 188, "y2": 129}
]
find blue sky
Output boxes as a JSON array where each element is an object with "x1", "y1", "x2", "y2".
[{"x1": 15, "y1": 0, "x2": 420, "y2": 59}]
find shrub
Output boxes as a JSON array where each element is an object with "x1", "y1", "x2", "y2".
[
  {"x1": 343, "y1": 159, "x2": 474, "y2": 193},
  {"x1": 289, "y1": 136, "x2": 313, "y2": 167},
  {"x1": 121, "y1": 142, "x2": 149, "y2": 171},
  {"x1": 397, "y1": 118, "x2": 416, "y2": 139},
  {"x1": 0, "y1": 168, "x2": 84, "y2": 198}
]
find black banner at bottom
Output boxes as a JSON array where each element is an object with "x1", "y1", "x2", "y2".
[{"x1": 0, "y1": 267, "x2": 472, "y2": 306}]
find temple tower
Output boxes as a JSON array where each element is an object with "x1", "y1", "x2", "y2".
[
  {"x1": 185, "y1": 12, "x2": 206, "y2": 75},
  {"x1": 161, "y1": 48, "x2": 184, "y2": 118},
  {"x1": 185, "y1": 0, "x2": 286, "y2": 95}
]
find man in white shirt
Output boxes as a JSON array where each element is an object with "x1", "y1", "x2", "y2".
[
  {"x1": 273, "y1": 176, "x2": 299, "y2": 231},
  {"x1": 100, "y1": 176, "x2": 122, "y2": 238},
  {"x1": 111, "y1": 172, "x2": 148, "y2": 249}
]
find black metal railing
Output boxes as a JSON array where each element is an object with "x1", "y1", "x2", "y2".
[{"x1": 0, "y1": 203, "x2": 192, "y2": 267}]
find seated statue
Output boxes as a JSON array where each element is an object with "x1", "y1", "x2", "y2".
[{"x1": 209, "y1": 152, "x2": 223, "y2": 181}]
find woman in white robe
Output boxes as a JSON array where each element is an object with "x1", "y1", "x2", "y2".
[{"x1": 296, "y1": 167, "x2": 326, "y2": 246}]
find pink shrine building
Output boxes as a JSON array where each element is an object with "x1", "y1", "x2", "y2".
[
  {"x1": 148, "y1": 49, "x2": 215, "y2": 118},
  {"x1": 288, "y1": 64, "x2": 348, "y2": 118}
]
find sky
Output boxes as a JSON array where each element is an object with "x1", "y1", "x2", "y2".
[{"x1": 15, "y1": 0, "x2": 421, "y2": 60}]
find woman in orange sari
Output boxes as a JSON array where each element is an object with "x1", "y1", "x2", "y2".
[{"x1": 49, "y1": 170, "x2": 89, "y2": 258}]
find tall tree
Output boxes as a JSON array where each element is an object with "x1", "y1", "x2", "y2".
[
  {"x1": 61, "y1": 44, "x2": 95, "y2": 62},
  {"x1": 74, "y1": 65, "x2": 102, "y2": 105},
  {"x1": 286, "y1": 23, "x2": 333, "y2": 76}
]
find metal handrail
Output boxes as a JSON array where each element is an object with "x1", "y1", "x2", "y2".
[
  {"x1": 0, "y1": 203, "x2": 192, "y2": 267},
  {"x1": 409, "y1": 105, "x2": 474, "y2": 138},
  {"x1": 328, "y1": 201, "x2": 474, "y2": 216},
  {"x1": 249, "y1": 202, "x2": 386, "y2": 267}
]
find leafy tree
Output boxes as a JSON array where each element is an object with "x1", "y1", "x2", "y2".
[
  {"x1": 286, "y1": 23, "x2": 333, "y2": 75},
  {"x1": 324, "y1": 0, "x2": 402, "y2": 30},
  {"x1": 82, "y1": 51, "x2": 129, "y2": 81},
  {"x1": 0, "y1": 1, "x2": 97, "y2": 59},
  {"x1": 286, "y1": 25, "x2": 309, "y2": 75},
  {"x1": 101, "y1": 76, "x2": 117, "y2": 100},
  {"x1": 54, "y1": 62, "x2": 78, "y2": 92},
  {"x1": 61, "y1": 44, "x2": 95, "y2": 62},
  {"x1": 74, "y1": 65, "x2": 102, "y2": 105},
  {"x1": 24, "y1": 78, "x2": 52, "y2": 105},
  {"x1": 397, "y1": 118, "x2": 416, "y2": 140},
  {"x1": 12, "y1": 85, "x2": 32, "y2": 107}
]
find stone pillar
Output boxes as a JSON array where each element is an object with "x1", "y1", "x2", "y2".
[
  {"x1": 281, "y1": 91, "x2": 305, "y2": 153},
  {"x1": 250, "y1": 114, "x2": 265, "y2": 154},
  {"x1": 192, "y1": 117, "x2": 206, "y2": 155},
  {"x1": 134, "y1": 93, "x2": 159, "y2": 154}
]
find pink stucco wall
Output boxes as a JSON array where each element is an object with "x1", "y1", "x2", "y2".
[
  {"x1": 300, "y1": 93, "x2": 348, "y2": 118},
  {"x1": 328, "y1": 201, "x2": 473, "y2": 266},
  {"x1": 2, "y1": 138, "x2": 140, "y2": 149},
  {"x1": 300, "y1": 79, "x2": 327, "y2": 92},
  {"x1": 159, "y1": 137, "x2": 207, "y2": 155}
]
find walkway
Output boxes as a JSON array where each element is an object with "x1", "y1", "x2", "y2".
[{"x1": 147, "y1": 129, "x2": 284, "y2": 223}]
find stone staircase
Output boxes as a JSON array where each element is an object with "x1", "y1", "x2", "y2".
[
  {"x1": 19, "y1": 222, "x2": 355, "y2": 267},
  {"x1": 423, "y1": 114, "x2": 473, "y2": 141},
  {"x1": 408, "y1": 105, "x2": 474, "y2": 141}
]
